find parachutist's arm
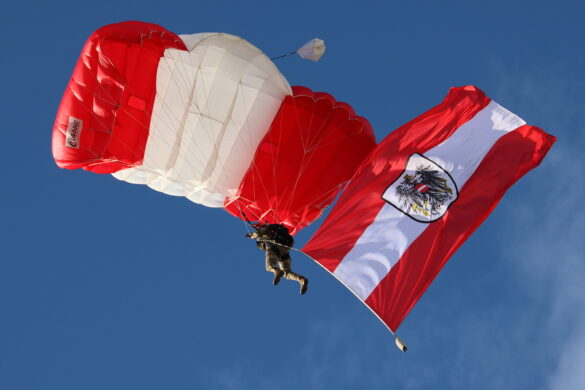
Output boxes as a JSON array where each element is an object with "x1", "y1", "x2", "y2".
[{"x1": 244, "y1": 231, "x2": 260, "y2": 239}]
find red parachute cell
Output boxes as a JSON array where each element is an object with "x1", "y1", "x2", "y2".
[
  {"x1": 224, "y1": 86, "x2": 377, "y2": 235},
  {"x1": 52, "y1": 21, "x2": 187, "y2": 173}
]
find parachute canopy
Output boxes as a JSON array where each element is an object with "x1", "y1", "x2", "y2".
[{"x1": 52, "y1": 21, "x2": 376, "y2": 234}]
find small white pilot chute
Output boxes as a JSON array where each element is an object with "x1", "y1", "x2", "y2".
[
  {"x1": 271, "y1": 38, "x2": 326, "y2": 61},
  {"x1": 296, "y1": 38, "x2": 326, "y2": 61}
]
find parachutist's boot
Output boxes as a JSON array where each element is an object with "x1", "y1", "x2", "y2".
[
  {"x1": 299, "y1": 277, "x2": 308, "y2": 295},
  {"x1": 273, "y1": 270, "x2": 284, "y2": 286}
]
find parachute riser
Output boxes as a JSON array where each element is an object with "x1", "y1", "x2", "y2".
[
  {"x1": 239, "y1": 214, "x2": 301, "y2": 253},
  {"x1": 240, "y1": 210, "x2": 256, "y2": 229}
]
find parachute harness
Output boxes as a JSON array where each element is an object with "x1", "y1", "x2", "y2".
[
  {"x1": 240, "y1": 209, "x2": 302, "y2": 252},
  {"x1": 253, "y1": 237, "x2": 302, "y2": 252}
]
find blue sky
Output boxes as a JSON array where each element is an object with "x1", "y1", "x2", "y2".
[{"x1": 1, "y1": 1, "x2": 584, "y2": 389}]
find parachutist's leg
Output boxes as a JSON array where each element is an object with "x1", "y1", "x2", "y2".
[
  {"x1": 279, "y1": 257, "x2": 308, "y2": 295},
  {"x1": 265, "y1": 250, "x2": 284, "y2": 286},
  {"x1": 265, "y1": 250, "x2": 280, "y2": 273}
]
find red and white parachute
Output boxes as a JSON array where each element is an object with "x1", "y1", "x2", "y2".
[{"x1": 52, "y1": 21, "x2": 376, "y2": 234}]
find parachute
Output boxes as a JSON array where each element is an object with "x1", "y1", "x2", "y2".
[{"x1": 52, "y1": 21, "x2": 376, "y2": 234}]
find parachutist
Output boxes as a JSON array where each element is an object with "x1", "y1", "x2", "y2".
[{"x1": 247, "y1": 223, "x2": 308, "y2": 295}]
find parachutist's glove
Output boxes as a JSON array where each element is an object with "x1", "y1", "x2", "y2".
[{"x1": 244, "y1": 233, "x2": 252, "y2": 238}]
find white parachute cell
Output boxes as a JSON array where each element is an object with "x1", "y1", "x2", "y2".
[{"x1": 113, "y1": 33, "x2": 292, "y2": 207}]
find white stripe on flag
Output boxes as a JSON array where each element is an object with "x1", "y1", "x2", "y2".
[{"x1": 333, "y1": 101, "x2": 526, "y2": 300}]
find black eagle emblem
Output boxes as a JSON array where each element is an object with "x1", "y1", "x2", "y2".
[
  {"x1": 382, "y1": 153, "x2": 459, "y2": 223},
  {"x1": 395, "y1": 164, "x2": 455, "y2": 219}
]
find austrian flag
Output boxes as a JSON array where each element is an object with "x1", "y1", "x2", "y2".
[{"x1": 302, "y1": 86, "x2": 555, "y2": 334}]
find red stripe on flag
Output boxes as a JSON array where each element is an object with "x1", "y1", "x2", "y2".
[
  {"x1": 365, "y1": 125, "x2": 556, "y2": 331},
  {"x1": 302, "y1": 86, "x2": 491, "y2": 272}
]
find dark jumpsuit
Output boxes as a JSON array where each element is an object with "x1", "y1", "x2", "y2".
[{"x1": 251, "y1": 224, "x2": 308, "y2": 290}]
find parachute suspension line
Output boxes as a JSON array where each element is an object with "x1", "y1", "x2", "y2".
[
  {"x1": 287, "y1": 91, "x2": 349, "y2": 221},
  {"x1": 242, "y1": 91, "x2": 344, "y2": 231},
  {"x1": 100, "y1": 56, "x2": 225, "y2": 195},
  {"x1": 256, "y1": 92, "x2": 301, "y2": 227},
  {"x1": 95, "y1": 43, "x2": 214, "y2": 187},
  {"x1": 95, "y1": 51, "x2": 350, "y2": 235},
  {"x1": 130, "y1": 40, "x2": 254, "y2": 201},
  {"x1": 170, "y1": 36, "x2": 287, "y2": 208},
  {"x1": 221, "y1": 40, "x2": 282, "y2": 222},
  {"x1": 217, "y1": 36, "x2": 291, "y2": 206},
  {"x1": 153, "y1": 34, "x2": 289, "y2": 227},
  {"x1": 270, "y1": 51, "x2": 296, "y2": 61},
  {"x1": 229, "y1": 49, "x2": 280, "y2": 226},
  {"x1": 237, "y1": 49, "x2": 292, "y2": 226},
  {"x1": 156, "y1": 52, "x2": 216, "y2": 177},
  {"x1": 279, "y1": 92, "x2": 324, "y2": 224},
  {"x1": 236, "y1": 197, "x2": 303, "y2": 252},
  {"x1": 109, "y1": 39, "x2": 213, "y2": 194},
  {"x1": 284, "y1": 95, "x2": 372, "y2": 220},
  {"x1": 283, "y1": 93, "x2": 320, "y2": 215},
  {"x1": 82, "y1": 55, "x2": 198, "y2": 170},
  {"x1": 278, "y1": 94, "x2": 307, "y2": 219},
  {"x1": 68, "y1": 34, "x2": 200, "y2": 182},
  {"x1": 237, "y1": 204, "x2": 256, "y2": 235},
  {"x1": 241, "y1": 92, "x2": 283, "y2": 227},
  {"x1": 238, "y1": 203, "x2": 303, "y2": 253},
  {"x1": 270, "y1": 99, "x2": 286, "y2": 221},
  {"x1": 73, "y1": 81, "x2": 146, "y2": 162},
  {"x1": 100, "y1": 34, "x2": 312, "y2": 232},
  {"x1": 288, "y1": 118, "x2": 372, "y2": 215}
]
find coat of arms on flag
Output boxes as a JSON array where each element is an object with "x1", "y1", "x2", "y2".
[{"x1": 382, "y1": 153, "x2": 458, "y2": 222}]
